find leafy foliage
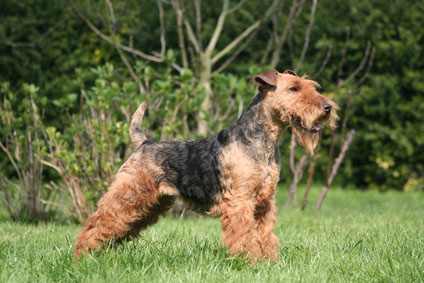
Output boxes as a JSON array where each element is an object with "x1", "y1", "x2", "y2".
[
  {"x1": 0, "y1": 0, "x2": 423, "y2": 222},
  {"x1": 0, "y1": 82, "x2": 53, "y2": 221}
]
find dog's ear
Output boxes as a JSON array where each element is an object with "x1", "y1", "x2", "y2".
[
  {"x1": 254, "y1": 69, "x2": 278, "y2": 93},
  {"x1": 283, "y1": 70, "x2": 299, "y2": 77}
]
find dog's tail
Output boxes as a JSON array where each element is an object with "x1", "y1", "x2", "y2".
[{"x1": 130, "y1": 101, "x2": 148, "y2": 149}]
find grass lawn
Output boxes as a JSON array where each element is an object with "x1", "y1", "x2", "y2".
[{"x1": 0, "y1": 187, "x2": 423, "y2": 282}]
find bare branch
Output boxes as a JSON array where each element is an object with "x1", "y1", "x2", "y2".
[
  {"x1": 270, "y1": 0, "x2": 298, "y2": 68},
  {"x1": 116, "y1": 0, "x2": 128, "y2": 21},
  {"x1": 212, "y1": 30, "x2": 256, "y2": 75},
  {"x1": 294, "y1": 0, "x2": 318, "y2": 72},
  {"x1": 211, "y1": 20, "x2": 260, "y2": 64},
  {"x1": 315, "y1": 129, "x2": 356, "y2": 211},
  {"x1": 187, "y1": 45, "x2": 198, "y2": 72},
  {"x1": 94, "y1": 0, "x2": 108, "y2": 28},
  {"x1": 173, "y1": 0, "x2": 189, "y2": 68},
  {"x1": 0, "y1": 142, "x2": 24, "y2": 185},
  {"x1": 301, "y1": 135, "x2": 321, "y2": 210},
  {"x1": 260, "y1": 15, "x2": 278, "y2": 66},
  {"x1": 337, "y1": 27, "x2": 350, "y2": 85},
  {"x1": 157, "y1": 0, "x2": 166, "y2": 56},
  {"x1": 294, "y1": 0, "x2": 307, "y2": 17},
  {"x1": 339, "y1": 90, "x2": 352, "y2": 149},
  {"x1": 354, "y1": 47, "x2": 376, "y2": 88},
  {"x1": 339, "y1": 47, "x2": 375, "y2": 148},
  {"x1": 193, "y1": 0, "x2": 203, "y2": 49},
  {"x1": 206, "y1": 0, "x2": 229, "y2": 55},
  {"x1": 312, "y1": 46, "x2": 332, "y2": 79},
  {"x1": 211, "y1": 0, "x2": 280, "y2": 65},
  {"x1": 289, "y1": 133, "x2": 296, "y2": 175},
  {"x1": 285, "y1": 153, "x2": 308, "y2": 207},
  {"x1": 105, "y1": 0, "x2": 116, "y2": 35},
  {"x1": 116, "y1": 42, "x2": 146, "y2": 93},
  {"x1": 228, "y1": 0, "x2": 248, "y2": 14},
  {"x1": 69, "y1": 0, "x2": 164, "y2": 62},
  {"x1": 343, "y1": 40, "x2": 371, "y2": 85},
  {"x1": 184, "y1": 19, "x2": 201, "y2": 53},
  {"x1": 325, "y1": 128, "x2": 336, "y2": 179},
  {"x1": 105, "y1": 0, "x2": 145, "y2": 92}
]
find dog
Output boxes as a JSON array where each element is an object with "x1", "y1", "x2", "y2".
[{"x1": 74, "y1": 69, "x2": 338, "y2": 261}]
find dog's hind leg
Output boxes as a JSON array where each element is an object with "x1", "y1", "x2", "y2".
[
  {"x1": 73, "y1": 168, "x2": 168, "y2": 257},
  {"x1": 124, "y1": 195, "x2": 176, "y2": 239}
]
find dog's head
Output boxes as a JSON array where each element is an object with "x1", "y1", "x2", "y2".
[{"x1": 254, "y1": 69, "x2": 339, "y2": 154}]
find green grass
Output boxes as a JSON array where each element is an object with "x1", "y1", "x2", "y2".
[{"x1": 0, "y1": 187, "x2": 423, "y2": 282}]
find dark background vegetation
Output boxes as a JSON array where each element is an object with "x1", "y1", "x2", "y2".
[{"x1": 0, "y1": 0, "x2": 423, "y2": 222}]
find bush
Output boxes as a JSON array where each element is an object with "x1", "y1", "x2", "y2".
[{"x1": 0, "y1": 82, "x2": 54, "y2": 222}]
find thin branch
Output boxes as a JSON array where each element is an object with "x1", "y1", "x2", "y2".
[
  {"x1": 206, "y1": 0, "x2": 229, "y2": 55},
  {"x1": 261, "y1": 0, "x2": 286, "y2": 65},
  {"x1": 287, "y1": 0, "x2": 307, "y2": 67},
  {"x1": 69, "y1": 0, "x2": 164, "y2": 62},
  {"x1": 211, "y1": 0, "x2": 280, "y2": 65},
  {"x1": 116, "y1": 0, "x2": 128, "y2": 21},
  {"x1": 157, "y1": 0, "x2": 166, "y2": 56},
  {"x1": 228, "y1": 0, "x2": 248, "y2": 14},
  {"x1": 0, "y1": 142, "x2": 24, "y2": 185},
  {"x1": 105, "y1": 0, "x2": 145, "y2": 92},
  {"x1": 354, "y1": 47, "x2": 376, "y2": 88},
  {"x1": 94, "y1": 1, "x2": 108, "y2": 29},
  {"x1": 260, "y1": 17, "x2": 277, "y2": 66},
  {"x1": 212, "y1": 30, "x2": 256, "y2": 75},
  {"x1": 39, "y1": 160, "x2": 63, "y2": 175},
  {"x1": 193, "y1": 0, "x2": 203, "y2": 49},
  {"x1": 294, "y1": 0, "x2": 318, "y2": 72},
  {"x1": 295, "y1": 0, "x2": 307, "y2": 15},
  {"x1": 315, "y1": 129, "x2": 356, "y2": 211},
  {"x1": 187, "y1": 45, "x2": 198, "y2": 72},
  {"x1": 116, "y1": 41, "x2": 146, "y2": 93},
  {"x1": 285, "y1": 153, "x2": 308, "y2": 207},
  {"x1": 289, "y1": 133, "x2": 296, "y2": 175},
  {"x1": 339, "y1": 90, "x2": 352, "y2": 149},
  {"x1": 339, "y1": 46, "x2": 375, "y2": 148},
  {"x1": 173, "y1": 0, "x2": 189, "y2": 68},
  {"x1": 211, "y1": 21, "x2": 259, "y2": 64},
  {"x1": 312, "y1": 46, "x2": 332, "y2": 79},
  {"x1": 325, "y1": 128, "x2": 336, "y2": 179},
  {"x1": 301, "y1": 135, "x2": 321, "y2": 210},
  {"x1": 184, "y1": 19, "x2": 201, "y2": 53},
  {"x1": 270, "y1": 0, "x2": 298, "y2": 68},
  {"x1": 105, "y1": 0, "x2": 117, "y2": 35},
  {"x1": 343, "y1": 40, "x2": 371, "y2": 85},
  {"x1": 337, "y1": 27, "x2": 350, "y2": 85}
]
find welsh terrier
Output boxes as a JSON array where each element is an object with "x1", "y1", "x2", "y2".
[{"x1": 74, "y1": 69, "x2": 338, "y2": 261}]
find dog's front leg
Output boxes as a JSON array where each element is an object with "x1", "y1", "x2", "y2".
[
  {"x1": 255, "y1": 197, "x2": 279, "y2": 261},
  {"x1": 220, "y1": 195, "x2": 262, "y2": 261}
]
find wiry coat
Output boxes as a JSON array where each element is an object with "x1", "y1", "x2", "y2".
[{"x1": 74, "y1": 69, "x2": 338, "y2": 262}]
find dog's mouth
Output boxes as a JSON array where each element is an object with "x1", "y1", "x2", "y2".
[
  {"x1": 292, "y1": 118, "x2": 322, "y2": 133},
  {"x1": 291, "y1": 116, "x2": 323, "y2": 155}
]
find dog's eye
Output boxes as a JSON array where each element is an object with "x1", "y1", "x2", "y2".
[{"x1": 289, "y1": 87, "x2": 299, "y2": 92}]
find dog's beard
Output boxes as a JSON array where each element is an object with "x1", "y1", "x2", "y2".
[{"x1": 292, "y1": 126, "x2": 320, "y2": 155}]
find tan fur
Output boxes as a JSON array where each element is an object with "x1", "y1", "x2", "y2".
[
  {"x1": 216, "y1": 142, "x2": 280, "y2": 260},
  {"x1": 74, "y1": 152, "x2": 169, "y2": 257},
  {"x1": 130, "y1": 101, "x2": 148, "y2": 148},
  {"x1": 74, "y1": 70, "x2": 338, "y2": 263},
  {"x1": 260, "y1": 73, "x2": 338, "y2": 154}
]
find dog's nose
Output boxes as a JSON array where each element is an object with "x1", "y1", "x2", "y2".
[{"x1": 323, "y1": 103, "x2": 331, "y2": 113}]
